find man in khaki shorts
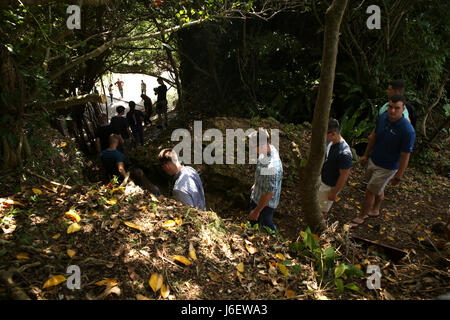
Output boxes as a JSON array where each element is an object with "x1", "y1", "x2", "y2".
[
  {"x1": 319, "y1": 119, "x2": 352, "y2": 220},
  {"x1": 352, "y1": 95, "x2": 415, "y2": 227}
]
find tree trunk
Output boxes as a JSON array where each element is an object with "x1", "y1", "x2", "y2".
[
  {"x1": 0, "y1": 45, "x2": 28, "y2": 170},
  {"x1": 299, "y1": 0, "x2": 349, "y2": 233}
]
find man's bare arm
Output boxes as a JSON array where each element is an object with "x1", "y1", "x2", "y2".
[{"x1": 391, "y1": 152, "x2": 411, "y2": 185}]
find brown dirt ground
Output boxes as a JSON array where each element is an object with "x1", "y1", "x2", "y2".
[{"x1": 0, "y1": 116, "x2": 448, "y2": 300}]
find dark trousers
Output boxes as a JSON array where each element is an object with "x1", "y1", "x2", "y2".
[
  {"x1": 249, "y1": 200, "x2": 277, "y2": 231},
  {"x1": 130, "y1": 125, "x2": 144, "y2": 147}
]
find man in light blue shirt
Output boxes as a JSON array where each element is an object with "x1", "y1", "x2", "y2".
[
  {"x1": 158, "y1": 148, "x2": 205, "y2": 211},
  {"x1": 248, "y1": 129, "x2": 283, "y2": 231}
]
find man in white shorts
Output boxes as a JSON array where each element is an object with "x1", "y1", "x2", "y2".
[
  {"x1": 353, "y1": 95, "x2": 415, "y2": 227},
  {"x1": 319, "y1": 119, "x2": 352, "y2": 220}
]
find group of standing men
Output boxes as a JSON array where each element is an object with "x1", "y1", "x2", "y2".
[
  {"x1": 107, "y1": 77, "x2": 169, "y2": 129},
  {"x1": 97, "y1": 79, "x2": 416, "y2": 234},
  {"x1": 318, "y1": 80, "x2": 416, "y2": 228}
]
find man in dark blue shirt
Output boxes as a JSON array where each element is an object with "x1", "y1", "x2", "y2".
[
  {"x1": 353, "y1": 95, "x2": 415, "y2": 227},
  {"x1": 101, "y1": 134, "x2": 126, "y2": 182},
  {"x1": 319, "y1": 119, "x2": 352, "y2": 220}
]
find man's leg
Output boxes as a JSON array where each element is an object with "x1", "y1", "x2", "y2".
[
  {"x1": 258, "y1": 206, "x2": 276, "y2": 232},
  {"x1": 249, "y1": 200, "x2": 258, "y2": 227},
  {"x1": 138, "y1": 126, "x2": 144, "y2": 146},
  {"x1": 318, "y1": 182, "x2": 332, "y2": 221},
  {"x1": 350, "y1": 189, "x2": 375, "y2": 227},
  {"x1": 370, "y1": 190, "x2": 384, "y2": 217}
]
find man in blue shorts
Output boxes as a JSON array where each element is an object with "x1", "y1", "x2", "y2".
[
  {"x1": 158, "y1": 148, "x2": 205, "y2": 211},
  {"x1": 319, "y1": 119, "x2": 352, "y2": 220},
  {"x1": 353, "y1": 95, "x2": 415, "y2": 227}
]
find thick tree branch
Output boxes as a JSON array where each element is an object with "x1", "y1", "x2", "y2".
[{"x1": 49, "y1": 18, "x2": 207, "y2": 81}]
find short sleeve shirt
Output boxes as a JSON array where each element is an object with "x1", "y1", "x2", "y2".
[
  {"x1": 110, "y1": 116, "x2": 130, "y2": 139},
  {"x1": 126, "y1": 110, "x2": 144, "y2": 127},
  {"x1": 173, "y1": 166, "x2": 206, "y2": 211},
  {"x1": 370, "y1": 113, "x2": 416, "y2": 170},
  {"x1": 321, "y1": 140, "x2": 352, "y2": 187},
  {"x1": 101, "y1": 149, "x2": 125, "y2": 177},
  {"x1": 251, "y1": 145, "x2": 283, "y2": 209}
]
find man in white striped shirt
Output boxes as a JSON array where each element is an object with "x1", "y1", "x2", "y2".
[{"x1": 248, "y1": 129, "x2": 283, "y2": 232}]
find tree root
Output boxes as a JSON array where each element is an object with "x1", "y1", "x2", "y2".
[
  {"x1": 25, "y1": 168, "x2": 72, "y2": 190},
  {"x1": 0, "y1": 268, "x2": 32, "y2": 300}
]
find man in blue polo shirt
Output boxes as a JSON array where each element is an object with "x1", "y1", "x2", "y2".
[
  {"x1": 158, "y1": 148, "x2": 205, "y2": 211},
  {"x1": 319, "y1": 119, "x2": 352, "y2": 220},
  {"x1": 352, "y1": 95, "x2": 415, "y2": 227},
  {"x1": 248, "y1": 128, "x2": 283, "y2": 232}
]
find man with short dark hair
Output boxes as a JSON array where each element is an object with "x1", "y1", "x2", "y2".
[
  {"x1": 158, "y1": 148, "x2": 205, "y2": 211},
  {"x1": 95, "y1": 114, "x2": 115, "y2": 154},
  {"x1": 247, "y1": 128, "x2": 283, "y2": 232},
  {"x1": 101, "y1": 134, "x2": 126, "y2": 182},
  {"x1": 378, "y1": 80, "x2": 409, "y2": 120},
  {"x1": 110, "y1": 105, "x2": 133, "y2": 154},
  {"x1": 319, "y1": 119, "x2": 352, "y2": 220},
  {"x1": 353, "y1": 95, "x2": 415, "y2": 227},
  {"x1": 154, "y1": 77, "x2": 168, "y2": 128},
  {"x1": 126, "y1": 101, "x2": 144, "y2": 147}
]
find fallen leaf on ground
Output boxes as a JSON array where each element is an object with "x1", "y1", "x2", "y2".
[
  {"x1": 275, "y1": 253, "x2": 285, "y2": 260},
  {"x1": 237, "y1": 262, "x2": 245, "y2": 273},
  {"x1": 43, "y1": 275, "x2": 66, "y2": 289},
  {"x1": 208, "y1": 272, "x2": 221, "y2": 281},
  {"x1": 161, "y1": 283, "x2": 170, "y2": 298},
  {"x1": 95, "y1": 278, "x2": 117, "y2": 287},
  {"x1": 123, "y1": 221, "x2": 143, "y2": 231},
  {"x1": 277, "y1": 263, "x2": 289, "y2": 277},
  {"x1": 163, "y1": 220, "x2": 176, "y2": 228},
  {"x1": 105, "y1": 199, "x2": 117, "y2": 205},
  {"x1": 136, "y1": 294, "x2": 151, "y2": 300},
  {"x1": 246, "y1": 244, "x2": 258, "y2": 254},
  {"x1": 189, "y1": 242, "x2": 197, "y2": 261},
  {"x1": 109, "y1": 187, "x2": 125, "y2": 195},
  {"x1": 67, "y1": 249, "x2": 76, "y2": 258},
  {"x1": 52, "y1": 233, "x2": 61, "y2": 239},
  {"x1": 67, "y1": 222, "x2": 81, "y2": 234},
  {"x1": 173, "y1": 255, "x2": 191, "y2": 266},
  {"x1": 285, "y1": 290, "x2": 296, "y2": 298},
  {"x1": 149, "y1": 273, "x2": 163, "y2": 292},
  {"x1": 16, "y1": 253, "x2": 29, "y2": 260},
  {"x1": 1, "y1": 199, "x2": 25, "y2": 207},
  {"x1": 32, "y1": 188, "x2": 42, "y2": 195},
  {"x1": 174, "y1": 217, "x2": 182, "y2": 225},
  {"x1": 65, "y1": 209, "x2": 81, "y2": 222}
]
